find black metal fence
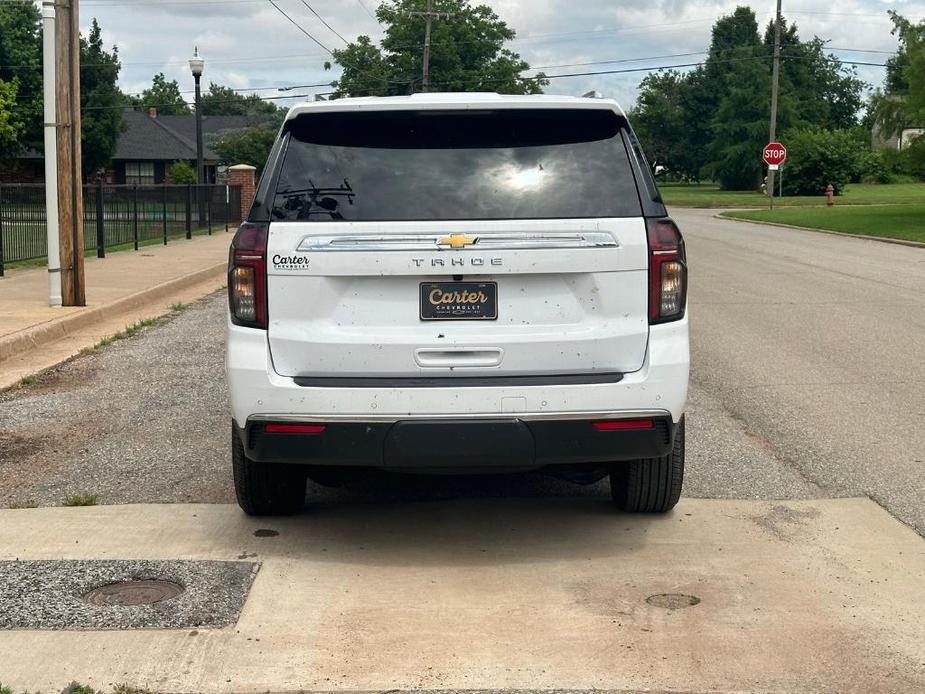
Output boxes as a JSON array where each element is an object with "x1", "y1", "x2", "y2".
[{"x1": 0, "y1": 183, "x2": 242, "y2": 275}]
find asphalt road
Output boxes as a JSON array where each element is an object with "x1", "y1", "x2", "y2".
[
  {"x1": 0, "y1": 212, "x2": 921, "y2": 534},
  {"x1": 675, "y1": 208, "x2": 925, "y2": 534}
]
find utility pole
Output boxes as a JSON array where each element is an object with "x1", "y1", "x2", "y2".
[
  {"x1": 410, "y1": 0, "x2": 450, "y2": 92},
  {"x1": 767, "y1": 0, "x2": 783, "y2": 211},
  {"x1": 41, "y1": 1, "x2": 61, "y2": 306},
  {"x1": 47, "y1": 0, "x2": 86, "y2": 306}
]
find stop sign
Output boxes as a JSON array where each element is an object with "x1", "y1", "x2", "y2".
[{"x1": 763, "y1": 142, "x2": 787, "y2": 166}]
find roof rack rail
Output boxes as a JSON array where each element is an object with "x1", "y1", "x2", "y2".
[{"x1": 582, "y1": 90, "x2": 604, "y2": 99}]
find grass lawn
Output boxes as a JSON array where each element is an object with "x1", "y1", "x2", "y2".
[
  {"x1": 660, "y1": 182, "x2": 925, "y2": 208},
  {"x1": 721, "y1": 205, "x2": 925, "y2": 243}
]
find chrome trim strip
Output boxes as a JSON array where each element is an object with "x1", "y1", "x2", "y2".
[
  {"x1": 249, "y1": 409, "x2": 671, "y2": 424},
  {"x1": 296, "y1": 232, "x2": 618, "y2": 252}
]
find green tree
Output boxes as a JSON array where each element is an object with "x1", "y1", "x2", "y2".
[
  {"x1": 0, "y1": 6, "x2": 125, "y2": 172},
  {"x1": 210, "y1": 125, "x2": 277, "y2": 174},
  {"x1": 0, "y1": 78, "x2": 24, "y2": 153},
  {"x1": 872, "y1": 13, "x2": 925, "y2": 135},
  {"x1": 704, "y1": 8, "x2": 769, "y2": 189},
  {"x1": 326, "y1": 0, "x2": 546, "y2": 97},
  {"x1": 709, "y1": 54, "x2": 772, "y2": 190},
  {"x1": 140, "y1": 73, "x2": 190, "y2": 115},
  {"x1": 632, "y1": 7, "x2": 866, "y2": 189},
  {"x1": 201, "y1": 83, "x2": 282, "y2": 118},
  {"x1": 0, "y1": 1, "x2": 42, "y2": 158},
  {"x1": 890, "y1": 12, "x2": 925, "y2": 124},
  {"x1": 680, "y1": 7, "x2": 770, "y2": 189},
  {"x1": 80, "y1": 19, "x2": 124, "y2": 175},
  {"x1": 629, "y1": 71, "x2": 688, "y2": 176},
  {"x1": 762, "y1": 19, "x2": 864, "y2": 132}
]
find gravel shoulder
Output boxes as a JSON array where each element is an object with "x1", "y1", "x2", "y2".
[
  {"x1": 0, "y1": 291, "x2": 821, "y2": 509},
  {"x1": 0, "y1": 294, "x2": 233, "y2": 507}
]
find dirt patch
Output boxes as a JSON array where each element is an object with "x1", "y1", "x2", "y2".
[
  {"x1": 0, "y1": 431, "x2": 50, "y2": 461},
  {"x1": 751, "y1": 504, "x2": 821, "y2": 541}
]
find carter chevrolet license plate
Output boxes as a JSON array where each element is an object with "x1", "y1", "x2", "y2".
[{"x1": 420, "y1": 282, "x2": 498, "y2": 321}]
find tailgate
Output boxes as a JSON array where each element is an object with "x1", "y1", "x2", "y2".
[{"x1": 266, "y1": 218, "x2": 649, "y2": 379}]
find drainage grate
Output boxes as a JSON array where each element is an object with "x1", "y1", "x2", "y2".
[
  {"x1": 646, "y1": 593, "x2": 701, "y2": 609},
  {"x1": 83, "y1": 579, "x2": 184, "y2": 607}
]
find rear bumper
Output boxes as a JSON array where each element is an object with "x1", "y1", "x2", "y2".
[
  {"x1": 236, "y1": 414, "x2": 677, "y2": 470},
  {"x1": 226, "y1": 315, "x2": 689, "y2": 426}
]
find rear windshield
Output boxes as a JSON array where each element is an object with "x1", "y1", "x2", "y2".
[{"x1": 271, "y1": 109, "x2": 643, "y2": 222}]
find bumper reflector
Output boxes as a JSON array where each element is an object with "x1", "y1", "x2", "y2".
[
  {"x1": 593, "y1": 419, "x2": 654, "y2": 431},
  {"x1": 264, "y1": 423, "x2": 326, "y2": 435}
]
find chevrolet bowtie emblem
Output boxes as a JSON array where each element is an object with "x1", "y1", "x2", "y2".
[{"x1": 437, "y1": 233, "x2": 478, "y2": 249}]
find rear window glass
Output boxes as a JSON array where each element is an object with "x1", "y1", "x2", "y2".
[{"x1": 272, "y1": 109, "x2": 643, "y2": 221}]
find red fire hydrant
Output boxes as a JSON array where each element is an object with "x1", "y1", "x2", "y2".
[{"x1": 826, "y1": 184, "x2": 835, "y2": 207}]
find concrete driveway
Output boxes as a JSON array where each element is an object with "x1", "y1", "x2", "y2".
[{"x1": 1, "y1": 498, "x2": 924, "y2": 693}]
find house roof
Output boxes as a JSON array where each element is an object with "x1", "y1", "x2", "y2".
[{"x1": 112, "y1": 110, "x2": 262, "y2": 162}]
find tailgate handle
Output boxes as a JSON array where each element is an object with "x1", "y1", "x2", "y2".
[{"x1": 414, "y1": 348, "x2": 503, "y2": 368}]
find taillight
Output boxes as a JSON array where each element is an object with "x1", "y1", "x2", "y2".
[
  {"x1": 228, "y1": 222, "x2": 268, "y2": 329},
  {"x1": 264, "y1": 423, "x2": 326, "y2": 435},
  {"x1": 646, "y1": 218, "x2": 687, "y2": 324}
]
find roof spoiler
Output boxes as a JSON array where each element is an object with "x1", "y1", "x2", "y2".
[{"x1": 582, "y1": 90, "x2": 605, "y2": 99}]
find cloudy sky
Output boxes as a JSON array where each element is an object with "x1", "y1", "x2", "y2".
[{"x1": 73, "y1": 0, "x2": 925, "y2": 110}]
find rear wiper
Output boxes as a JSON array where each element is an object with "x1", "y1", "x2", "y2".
[{"x1": 278, "y1": 178, "x2": 355, "y2": 205}]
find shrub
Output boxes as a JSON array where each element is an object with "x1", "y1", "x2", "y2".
[
  {"x1": 903, "y1": 136, "x2": 925, "y2": 180},
  {"x1": 858, "y1": 152, "x2": 893, "y2": 184},
  {"x1": 779, "y1": 127, "x2": 867, "y2": 195},
  {"x1": 167, "y1": 159, "x2": 196, "y2": 184},
  {"x1": 859, "y1": 142, "x2": 925, "y2": 183},
  {"x1": 860, "y1": 150, "x2": 915, "y2": 184}
]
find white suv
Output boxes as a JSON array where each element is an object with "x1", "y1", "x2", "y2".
[{"x1": 226, "y1": 93, "x2": 689, "y2": 516}]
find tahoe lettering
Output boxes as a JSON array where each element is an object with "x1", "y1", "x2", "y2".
[{"x1": 412, "y1": 257, "x2": 502, "y2": 267}]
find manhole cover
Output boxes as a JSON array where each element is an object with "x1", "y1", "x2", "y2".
[
  {"x1": 83, "y1": 579, "x2": 184, "y2": 607},
  {"x1": 646, "y1": 593, "x2": 700, "y2": 609}
]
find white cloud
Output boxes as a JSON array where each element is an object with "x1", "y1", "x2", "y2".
[{"x1": 72, "y1": 0, "x2": 925, "y2": 108}]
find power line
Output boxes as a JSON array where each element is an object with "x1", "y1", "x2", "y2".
[
  {"x1": 0, "y1": 40, "x2": 897, "y2": 76},
  {"x1": 266, "y1": 0, "x2": 332, "y2": 55},
  {"x1": 356, "y1": 0, "x2": 378, "y2": 23},
  {"x1": 529, "y1": 52, "x2": 708, "y2": 71},
  {"x1": 826, "y1": 46, "x2": 897, "y2": 55},
  {"x1": 11, "y1": 49, "x2": 891, "y2": 103},
  {"x1": 297, "y1": 0, "x2": 349, "y2": 44},
  {"x1": 65, "y1": 50, "x2": 892, "y2": 112}
]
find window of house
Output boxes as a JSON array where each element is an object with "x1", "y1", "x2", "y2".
[{"x1": 125, "y1": 162, "x2": 155, "y2": 185}]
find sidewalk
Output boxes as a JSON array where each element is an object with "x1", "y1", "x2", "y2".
[
  {"x1": 0, "y1": 498, "x2": 923, "y2": 693},
  {"x1": 0, "y1": 232, "x2": 231, "y2": 389}
]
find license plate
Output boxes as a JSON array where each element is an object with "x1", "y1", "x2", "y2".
[{"x1": 420, "y1": 282, "x2": 498, "y2": 321}]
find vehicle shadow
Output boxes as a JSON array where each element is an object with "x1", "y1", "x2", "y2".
[{"x1": 240, "y1": 471, "x2": 663, "y2": 567}]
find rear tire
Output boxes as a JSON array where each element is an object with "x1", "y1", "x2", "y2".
[
  {"x1": 232, "y1": 424, "x2": 307, "y2": 516},
  {"x1": 610, "y1": 416, "x2": 684, "y2": 513}
]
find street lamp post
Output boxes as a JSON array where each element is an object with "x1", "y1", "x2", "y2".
[{"x1": 189, "y1": 47, "x2": 205, "y2": 223}]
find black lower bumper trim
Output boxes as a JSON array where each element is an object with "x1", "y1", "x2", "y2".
[{"x1": 241, "y1": 417, "x2": 674, "y2": 469}]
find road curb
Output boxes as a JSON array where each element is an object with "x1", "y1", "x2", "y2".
[
  {"x1": 0, "y1": 262, "x2": 226, "y2": 364},
  {"x1": 714, "y1": 213, "x2": 925, "y2": 249}
]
